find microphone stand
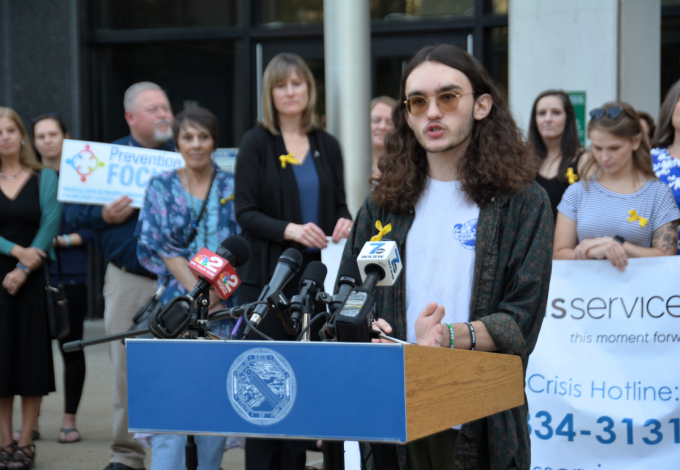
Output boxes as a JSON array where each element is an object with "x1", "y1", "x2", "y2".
[
  {"x1": 181, "y1": 291, "x2": 211, "y2": 470},
  {"x1": 300, "y1": 291, "x2": 315, "y2": 342}
]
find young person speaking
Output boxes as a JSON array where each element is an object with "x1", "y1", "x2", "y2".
[{"x1": 340, "y1": 44, "x2": 553, "y2": 470}]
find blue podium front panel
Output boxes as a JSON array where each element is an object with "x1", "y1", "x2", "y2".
[{"x1": 127, "y1": 339, "x2": 407, "y2": 442}]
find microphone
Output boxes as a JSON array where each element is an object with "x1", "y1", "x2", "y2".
[
  {"x1": 186, "y1": 235, "x2": 251, "y2": 301},
  {"x1": 289, "y1": 261, "x2": 327, "y2": 334},
  {"x1": 356, "y1": 239, "x2": 402, "y2": 290},
  {"x1": 149, "y1": 236, "x2": 251, "y2": 339},
  {"x1": 242, "y1": 248, "x2": 303, "y2": 339},
  {"x1": 334, "y1": 240, "x2": 403, "y2": 343},
  {"x1": 330, "y1": 257, "x2": 362, "y2": 313}
]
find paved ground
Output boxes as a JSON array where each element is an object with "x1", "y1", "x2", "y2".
[{"x1": 11, "y1": 319, "x2": 323, "y2": 470}]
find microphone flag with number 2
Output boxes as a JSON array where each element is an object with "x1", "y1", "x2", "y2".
[{"x1": 187, "y1": 247, "x2": 241, "y2": 300}]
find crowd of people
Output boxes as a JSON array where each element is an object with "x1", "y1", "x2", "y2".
[{"x1": 1, "y1": 42, "x2": 680, "y2": 470}]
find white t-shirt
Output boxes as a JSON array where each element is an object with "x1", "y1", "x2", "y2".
[{"x1": 405, "y1": 178, "x2": 480, "y2": 344}]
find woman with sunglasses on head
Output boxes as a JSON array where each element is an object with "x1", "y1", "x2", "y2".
[
  {"x1": 234, "y1": 52, "x2": 351, "y2": 470},
  {"x1": 528, "y1": 90, "x2": 583, "y2": 223},
  {"x1": 553, "y1": 102, "x2": 680, "y2": 271},
  {"x1": 650, "y1": 79, "x2": 680, "y2": 253},
  {"x1": 0, "y1": 108, "x2": 60, "y2": 470},
  {"x1": 20, "y1": 113, "x2": 93, "y2": 446}
]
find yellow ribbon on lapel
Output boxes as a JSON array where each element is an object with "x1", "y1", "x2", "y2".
[
  {"x1": 279, "y1": 153, "x2": 299, "y2": 169},
  {"x1": 627, "y1": 209, "x2": 648, "y2": 228},
  {"x1": 566, "y1": 167, "x2": 579, "y2": 185},
  {"x1": 220, "y1": 195, "x2": 234, "y2": 205},
  {"x1": 370, "y1": 220, "x2": 392, "y2": 241}
]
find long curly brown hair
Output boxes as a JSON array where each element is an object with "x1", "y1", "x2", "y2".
[{"x1": 371, "y1": 44, "x2": 537, "y2": 214}]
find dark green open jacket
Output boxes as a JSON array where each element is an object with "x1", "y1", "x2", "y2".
[{"x1": 340, "y1": 182, "x2": 553, "y2": 470}]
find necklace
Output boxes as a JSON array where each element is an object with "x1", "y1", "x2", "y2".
[
  {"x1": 183, "y1": 169, "x2": 210, "y2": 253},
  {"x1": 0, "y1": 168, "x2": 22, "y2": 180}
]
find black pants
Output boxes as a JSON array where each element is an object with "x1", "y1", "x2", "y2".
[
  {"x1": 406, "y1": 429, "x2": 457, "y2": 470},
  {"x1": 406, "y1": 429, "x2": 519, "y2": 470},
  {"x1": 57, "y1": 283, "x2": 87, "y2": 415},
  {"x1": 245, "y1": 438, "x2": 311, "y2": 470}
]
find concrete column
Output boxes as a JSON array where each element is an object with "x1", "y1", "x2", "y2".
[
  {"x1": 509, "y1": 0, "x2": 660, "y2": 134},
  {"x1": 619, "y1": 0, "x2": 661, "y2": 118},
  {"x1": 324, "y1": 0, "x2": 371, "y2": 219}
]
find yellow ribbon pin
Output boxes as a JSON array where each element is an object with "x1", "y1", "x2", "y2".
[
  {"x1": 370, "y1": 220, "x2": 392, "y2": 241},
  {"x1": 566, "y1": 167, "x2": 579, "y2": 185},
  {"x1": 279, "y1": 153, "x2": 299, "y2": 169},
  {"x1": 628, "y1": 209, "x2": 648, "y2": 228},
  {"x1": 220, "y1": 195, "x2": 234, "y2": 205}
]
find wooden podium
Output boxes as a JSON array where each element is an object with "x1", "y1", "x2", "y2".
[{"x1": 126, "y1": 339, "x2": 523, "y2": 443}]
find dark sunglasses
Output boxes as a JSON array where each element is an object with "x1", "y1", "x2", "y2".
[
  {"x1": 30, "y1": 112, "x2": 61, "y2": 125},
  {"x1": 589, "y1": 106, "x2": 625, "y2": 121}
]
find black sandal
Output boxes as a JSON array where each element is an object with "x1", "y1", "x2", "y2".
[
  {"x1": 6, "y1": 444, "x2": 34, "y2": 470},
  {"x1": 0, "y1": 442, "x2": 16, "y2": 470}
]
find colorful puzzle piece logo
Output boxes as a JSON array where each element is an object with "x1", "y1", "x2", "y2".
[
  {"x1": 195, "y1": 254, "x2": 210, "y2": 266},
  {"x1": 66, "y1": 145, "x2": 105, "y2": 182}
]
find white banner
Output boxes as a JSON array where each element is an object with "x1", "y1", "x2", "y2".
[
  {"x1": 527, "y1": 258, "x2": 680, "y2": 470},
  {"x1": 57, "y1": 139, "x2": 184, "y2": 208}
]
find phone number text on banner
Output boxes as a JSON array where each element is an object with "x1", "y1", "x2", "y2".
[
  {"x1": 57, "y1": 139, "x2": 184, "y2": 208},
  {"x1": 527, "y1": 258, "x2": 680, "y2": 470}
]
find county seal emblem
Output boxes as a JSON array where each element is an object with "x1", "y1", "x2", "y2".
[{"x1": 227, "y1": 348, "x2": 296, "y2": 426}]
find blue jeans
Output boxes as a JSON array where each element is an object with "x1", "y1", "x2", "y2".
[{"x1": 151, "y1": 434, "x2": 225, "y2": 470}]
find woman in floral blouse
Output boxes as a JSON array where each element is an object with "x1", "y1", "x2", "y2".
[
  {"x1": 137, "y1": 107, "x2": 238, "y2": 470},
  {"x1": 651, "y1": 78, "x2": 680, "y2": 254}
]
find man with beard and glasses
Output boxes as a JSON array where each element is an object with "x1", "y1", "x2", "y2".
[
  {"x1": 340, "y1": 45, "x2": 552, "y2": 470},
  {"x1": 66, "y1": 82, "x2": 174, "y2": 470}
]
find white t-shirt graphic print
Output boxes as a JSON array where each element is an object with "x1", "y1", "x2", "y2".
[{"x1": 405, "y1": 178, "x2": 480, "y2": 344}]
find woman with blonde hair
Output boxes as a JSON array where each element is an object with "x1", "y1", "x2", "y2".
[
  {"x1": 370, "y1": 96, "x2": 396, "y2": 177},
  {"x1": 234, "y1": 52, "x2": 351, "y2": 470},
  {"x1": 554, "y1": 102, "x2": 680, "y2": 271},
  {"x1": 0, "y1": 107, "x2": 60, "y2": 469}
]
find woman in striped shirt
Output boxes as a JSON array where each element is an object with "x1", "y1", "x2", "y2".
[{"x1": 553, "y1": 102, "x2": 680, "y2": 271}]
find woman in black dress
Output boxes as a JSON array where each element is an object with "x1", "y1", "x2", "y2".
[
  {"x1": 528, "y1": 90, "x2": 583, "y2": 222},
  {"x1": 0, "y1": 108, "x2": 60, "y2": 469},
  {"x1": 235, "y1": 52, "x2": 352, "y2": 470}
]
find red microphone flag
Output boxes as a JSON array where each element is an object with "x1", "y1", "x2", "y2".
[{"x1": 187, "y1": 247, "x2": 241, "y2": 300}]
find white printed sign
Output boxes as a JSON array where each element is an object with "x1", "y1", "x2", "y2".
[
  {"x1": 57, "y1": 139, "x2": 184, "y2": 208},
  {"x1": 527, "y1": 258, "x2": 680, "y2": 470}
]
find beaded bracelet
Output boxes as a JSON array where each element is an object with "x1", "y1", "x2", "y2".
[
  {"x1": 447, "y1": 323, "x2": 454, "y2": 348},
  {"x1": 465, "y1": 321, "x2": 476, "y2": 351}
]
